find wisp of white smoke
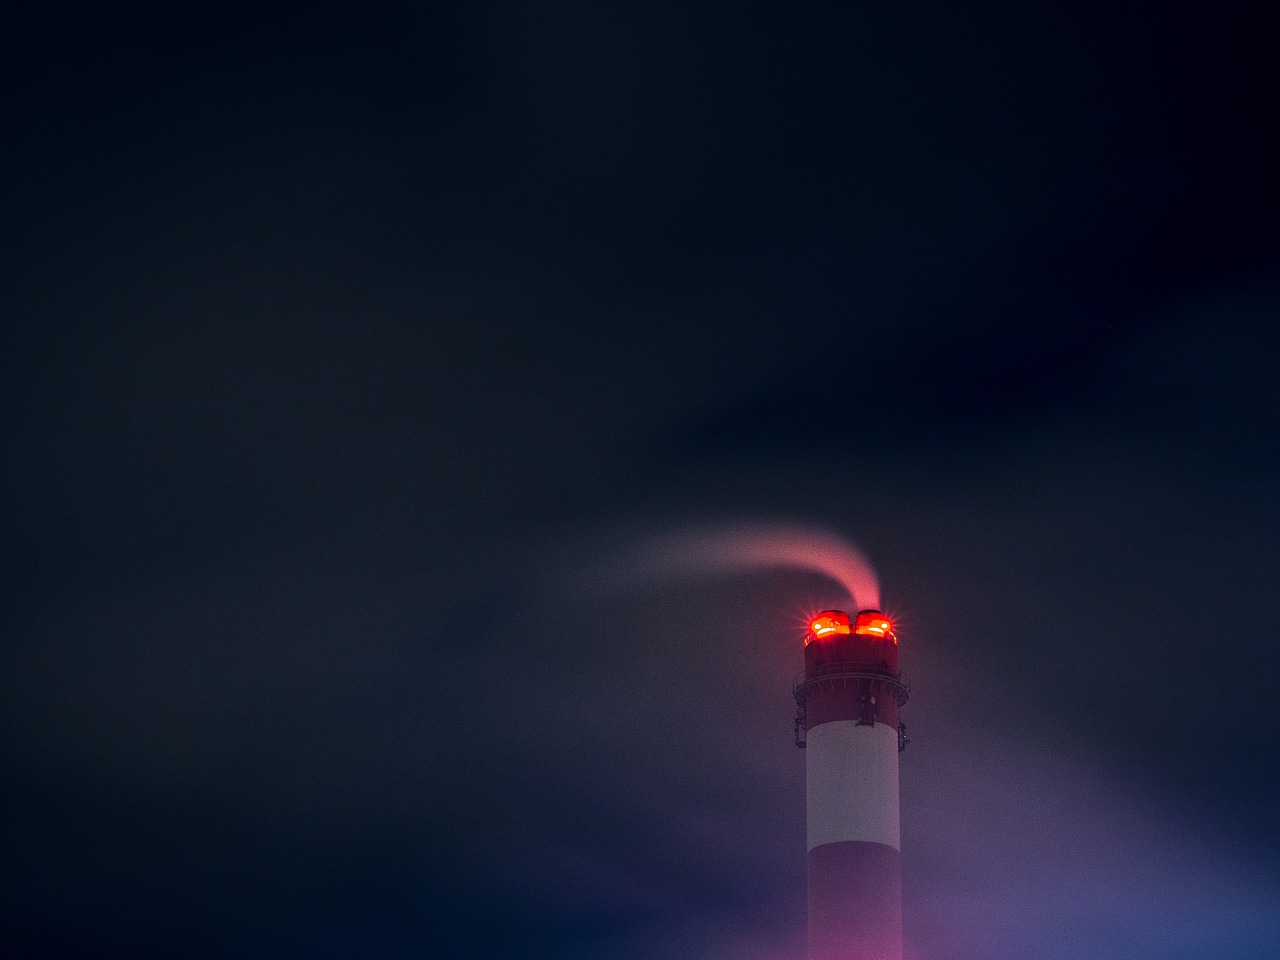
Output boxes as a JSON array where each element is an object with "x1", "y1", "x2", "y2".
[{"x1": 603, "y1": 521, "x2": 880, "y2": 610}]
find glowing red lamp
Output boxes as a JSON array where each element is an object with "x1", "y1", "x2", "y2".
[
  {"x1": 808, "y1": 611, "x2": 851, "y2": 642},
  {"x1": 854, "y1": 610, "x2": 896, "y2": 643}
]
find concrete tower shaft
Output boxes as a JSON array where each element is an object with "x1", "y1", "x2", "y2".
[{"x1": 795, "y1": 610, "x2": 909, "y2": 960}]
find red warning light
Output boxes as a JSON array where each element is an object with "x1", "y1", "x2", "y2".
[
  {"x1": 806, "y1": 610, "x2": 851, "y2": 644},
  {"x1": 853, "y1": 610, "x2": 896, "y2": 643}
]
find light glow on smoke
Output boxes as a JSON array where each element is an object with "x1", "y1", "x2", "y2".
[{"x1": 607, "y1": 521, "x2": 881, "y2": 609}]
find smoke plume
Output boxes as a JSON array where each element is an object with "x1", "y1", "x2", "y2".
[{"x1": 599, "y1": 521, "x2": 881, "y2": 610}]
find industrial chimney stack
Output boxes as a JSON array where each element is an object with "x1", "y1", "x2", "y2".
[{"x1": 794, "y1": 609, "x2": 909, "y2": 960}]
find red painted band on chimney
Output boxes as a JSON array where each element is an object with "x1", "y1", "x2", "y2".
[{"x1": 808, "y1": 840, "x2": 903, "y2": 960}]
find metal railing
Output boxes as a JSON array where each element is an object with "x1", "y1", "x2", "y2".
[{"x1": 792, "y1": 661, "x2": 910, "y2": 707}]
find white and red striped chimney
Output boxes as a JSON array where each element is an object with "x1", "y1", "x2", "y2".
[{"x1": 794, "y1": 609, "x2": 909, "y2": 960}]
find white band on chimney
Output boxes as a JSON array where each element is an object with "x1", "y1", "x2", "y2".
[{"x1": 806, "y1": 720, "x2": 900, "y2": 852}]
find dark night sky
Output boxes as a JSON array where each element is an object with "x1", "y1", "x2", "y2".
[{"x1": 4, "y1": 2, "x2": 1280, "y2": 958}]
